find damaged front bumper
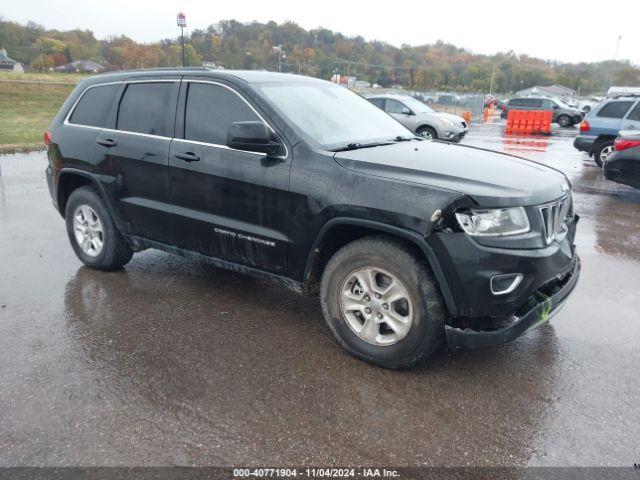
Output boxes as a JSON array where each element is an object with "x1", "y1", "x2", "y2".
[{"x1": 445, "y1": 255, "x2": 580, "y2": 349}]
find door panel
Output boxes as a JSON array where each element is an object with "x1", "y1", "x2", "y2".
[
  {"x1": 94, "y1": 131, "x2": 173, "y2": 242},
  {"x1": 169, "y1": 81, "x2": 291, "y2": 274},
  {"x1": 169, "y1": 141, "x2": 291, "y2": 273},
  {"x1": 90, "y1": 80, "x2": 179, "y2": 243}
]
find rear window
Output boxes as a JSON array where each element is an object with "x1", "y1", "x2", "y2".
[
  {"x1": 69, "y1": 84, "x2": 119, "y2": 128},
  {"x1": 184, "y1": 83, "x2": 260, "y2": 145},
  {"x1": 117, "y1": 82, "x2": 177, "y2": 137},
  {"x1": 509, "y1": 99, "x2": 525, "y2": 107},
  {"x1": 597, "y1": 101, "x2": 634, "y2": 119}
]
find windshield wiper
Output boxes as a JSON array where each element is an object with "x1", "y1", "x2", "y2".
[
  {"x1": 329, "y1": 141, "x2": 394, "y2": 152},
  {"x1": 390, "y1": 135, "x2": 422, "y2": 142}
]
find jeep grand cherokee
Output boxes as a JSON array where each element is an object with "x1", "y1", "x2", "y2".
[{"x1": 45, "y1": 69, "x2": 580, "y2": 369}]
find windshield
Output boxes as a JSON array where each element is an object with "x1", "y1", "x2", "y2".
[
  {"x1": 397, "y1": 96, "x2": 435, "y2": 114},
  {"x1": 256, "y1": 82, "x2": 412, "y2": 149}
]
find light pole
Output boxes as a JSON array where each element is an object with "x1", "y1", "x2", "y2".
[
  {"x1": 177, "y1": 12, "x2": 187, "y2": 67},
  {"x1": 273, "y1": 45, "x2": 285, "y2": 72},
  {"x1": 614, "y1": 35, "x2": 623, "y2": 61}
]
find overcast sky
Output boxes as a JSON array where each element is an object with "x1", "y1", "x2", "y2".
[{"x1": 3, "y1": 0, "x2": 639, "y2": 65}]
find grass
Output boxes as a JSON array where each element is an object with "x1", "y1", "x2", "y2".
[
  {"x1": 0, "y1": 74, "x2": 81, "y2": 149},
  {"x1": 0, "y1": 70, "x2": 89, "y2": 84}
]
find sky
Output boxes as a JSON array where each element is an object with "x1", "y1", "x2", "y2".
[{"x1": 2, "y1": 0, "x2": 639, "y2": 65}]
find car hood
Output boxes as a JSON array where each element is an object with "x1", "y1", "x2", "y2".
[
  {"x1": 416, "y1": 111, "x2": 465, "y2": 125},
  {"x1": 333, "y1": 141, "x2": 569, "y2": 206}
]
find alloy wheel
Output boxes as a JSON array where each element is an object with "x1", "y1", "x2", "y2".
[
  {"x1": 339, "y1": 267, "x2": 414, "y2": 346},
  {"x1": 73, "y1": 205, "x2": 104, "y2": 257}
]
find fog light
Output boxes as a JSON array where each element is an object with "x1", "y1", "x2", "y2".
[{"x1": 490, "y1": 273, "x2": 523, "y2": 295}]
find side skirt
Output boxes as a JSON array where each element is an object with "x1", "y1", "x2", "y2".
[{"x1": 126, "y1": 235, "x2": 305, "y2": 295}]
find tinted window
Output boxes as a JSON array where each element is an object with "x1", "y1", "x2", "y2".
[
  {"x1": 541, "y1": 99, "x2": 555, "y2": 109},
  {"x1": 69, "y1": 84, "x2": 119, "y2": 127},
  {"x1": 368, "y1": 98, "x2": 385, "y2": 109},
  {"x1": 184, "y1": 83, "x2": 260, "y2": 145},
  {"x1": 509, "y1": 99, "x2": 525, "y2": 107},
  {"x1": 386, "y1": 99, "x2": 407, "y2": 114},
  {"x1": 626, "y1": 102, "x2": 640, "y2": 121},
  {"x1": 597, "y1": 101, "x2": 634, "y2": 119},
  {"x1": 117, "y1": 82, "x2": 177, "y2": 136},
  {"x1": 525, "y1": 99, "x2": 542, "y2": 108}
]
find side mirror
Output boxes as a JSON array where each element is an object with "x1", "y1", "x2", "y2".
[
  {"x1": 553, "y1": 105, "x2": 560, "y2": 109},
  {"x1": 226, "y1": 121, "x2": 282, "y2": 156},
  {"x1": 401, "y1": 107, "x2": 413, "y2": 115}
]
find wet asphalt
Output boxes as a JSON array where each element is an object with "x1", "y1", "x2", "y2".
[{"x1": 0, "y1": 119, "x2": 639, "y2": 467}]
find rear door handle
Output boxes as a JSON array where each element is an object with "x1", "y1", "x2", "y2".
[
  {"x1": 97, "y1": 138, "x2": 117, "y2": 148},
  {"x1": 175, "y1": 152, "x2": 200, "y2": 162}
]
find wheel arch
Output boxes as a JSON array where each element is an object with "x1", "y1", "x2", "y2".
[
  {"x1": 591, "y1": 134, "x2": 617, "y2": 154},
  {"x1": 57, "y1": 169, "x2": 122, "y2": 228},
  {"x1": 303, "y1": 218, "x2": 458, "y2": 316}
]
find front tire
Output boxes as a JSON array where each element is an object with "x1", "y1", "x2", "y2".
[
  {"x1": 416, "y1": 126, "x2": 437, "y2": 140},
  {"x1": 557, "y1": 114, "x2": 571, "y2": 127},
  {"x1": 65, "y1": 186, "x2": 133, "y2": 270},
  {"x1": 594, "y1": 140, "x2": 615, "y2": 168},
  {"x1": 320, "y1": 236, "x2": 446, "y2": 369}
]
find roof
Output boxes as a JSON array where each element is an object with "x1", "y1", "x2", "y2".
[
  {"x1": 80, "y1": 68, "x2": 327, "y2": 86},
  {"x1": 516, "y1": 84, "x2": 576, "y2": 97},
  {"x1": 363, "y1": 93, "x2": 411, "y2": 99},
  {"x1": 607, "y1": 86, "x2": 640, "y2": 97},
  {"x1": 0, "y1": 48, "x2": 16, "y2": 64},
  {"x1": 54, "y1": 60, "x2": 105, "y2": 71}
]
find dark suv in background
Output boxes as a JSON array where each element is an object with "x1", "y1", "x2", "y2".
[
  {"x1": 45, "y1": 69, "x2": 580, "y2": 369},
  {"x1": 501, "y1": 97, "x2": 584, "y2": 127}
]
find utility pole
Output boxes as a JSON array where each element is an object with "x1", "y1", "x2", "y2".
[
  {"x1": 614, "y1": 35, "x2": 622, "y2": 61},
  {"x1": 273, "y1": 45, "x2": 285, "y2": 72},
  {"x1": 489, "y1": 62, "x2": 497, "y2": 96},
  {"x1": 177, "y1": 12, "x2": 187, "y2": 67}
]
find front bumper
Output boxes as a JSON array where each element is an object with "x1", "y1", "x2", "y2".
[
  {"x1": 573, "y1": 135, "x2": 596, "y2": 154},
  {"x1": 442, "y1": 128, "x2": 468, "y2": 143},
  {"x1": 445, "y1": 255, "x2": 580, "y2": 349}
]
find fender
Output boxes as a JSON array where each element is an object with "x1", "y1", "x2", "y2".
[
  {"x1": 57, "y1": 168, "x2": 125, "y2": 231},
  {"x1": 303, "y1": 217, "x2": 458, "y2": 317}
]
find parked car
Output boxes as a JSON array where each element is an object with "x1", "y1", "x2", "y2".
[
  {"x1": 500, "y1": 97, "x2": 584, "y2": 127},
  {"x1": 45, "y1": 69, "x2": 580, "y2": 369},
  {"x1": 365, "y1": 93, "x2": 468, "y2": 142},
  {"x1": 573, "y1": 96, "x2": 640, "y2": 167},
  {"x1": 577, "y1": 97, "x2": 603, "y2": 113},
  {"x1": 603, "y1": 131, "x2": 640, "y2": 189}
]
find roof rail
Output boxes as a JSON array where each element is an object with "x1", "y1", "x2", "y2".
[{"x1": 612, "y1": 93, "x2": 640, "y2": 99}]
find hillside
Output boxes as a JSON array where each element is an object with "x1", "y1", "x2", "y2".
[{"x1": 1, "y1": 18, "x2": 639, "y2": 93}]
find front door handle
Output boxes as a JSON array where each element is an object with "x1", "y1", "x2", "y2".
[
  {"x1": 97, "y1": 138, "x2": 117, "y2": 148},
  {"x1": 175, "y1": 152, "x2": 200, "y2": 162}
]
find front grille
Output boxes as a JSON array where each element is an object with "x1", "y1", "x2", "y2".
[{"x1": 539, "y1": 195, "x2": 572, "y2": 245}]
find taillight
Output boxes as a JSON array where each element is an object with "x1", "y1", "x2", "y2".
[
  {"x1": 579, "y1": 120, "x2": 590, "y2": 132},
  {"x1": 44, "y1": 130, "x2": 51, "y2": 147},
  {"x1": 501, "y1": 104, "x2": 507, "y2": 111},
  {"x1": 614, "y1": 138, "x2": 640, "y2": 151}
]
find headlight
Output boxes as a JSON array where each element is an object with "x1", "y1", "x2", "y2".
[
  {"x1": 455, "y1": 207, "x2": 530, "y2": 236},
  {"x1": 441, "y1": 118, "x2": 455, "y2": 127}
]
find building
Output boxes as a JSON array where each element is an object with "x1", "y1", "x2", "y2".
[
  {"x1": 516, "y1": 84, "x2": 577, "y2": 98},
  {"x1": 54, "y1": 60, "x2": 105, "y2": 73},
  {"x1": 0, "y1": 48, "x2": 24, "y2": 73}
]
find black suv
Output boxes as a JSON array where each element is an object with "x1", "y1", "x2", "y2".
[{"x1": 45, "y1": 69, "x2": 580, "y2": 369}]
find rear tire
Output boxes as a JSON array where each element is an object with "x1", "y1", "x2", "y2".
[
  {"x1": 594, "y1": 139, "x2": 615, "y2": 168},
  {"x1": 416, "y1": 126, "x2": 437, "y2": 140},
  {"x1": 320, "y1": 235, "x2": 446, "y2": 369},
  {"x1": 65, "y1": 186, "x2": 133, "y2": 270}
]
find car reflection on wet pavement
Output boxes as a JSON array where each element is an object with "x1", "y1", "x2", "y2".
[{"x1": 0, "y1": 119, "x2": 639, "y2": 467}]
